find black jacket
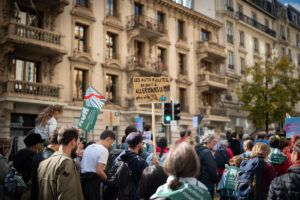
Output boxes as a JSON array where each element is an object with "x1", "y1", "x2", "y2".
[
  {"x1": 31, "y1": 147, "x2": 55, "y2": 200},
  {"x1": 229, "y1": 138, "x2": 241, "y2": 156},
  {"x1": 13, "y1": 148, "x2": 36, "y2": 183},
  {"x1": 268, "y1": 164, "x2": 300, "y2": 200},
  {"x1": 195, "y1": 144, "x2": 218, "y2": 185}
]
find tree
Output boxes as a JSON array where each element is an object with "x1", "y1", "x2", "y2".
[{"x1": 237, "y1": 56, "x2": 300, "y2": 132}]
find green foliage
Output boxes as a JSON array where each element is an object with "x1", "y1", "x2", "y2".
[{"x1": 237, "y1": 57, "x2": 300, "y2": 128}]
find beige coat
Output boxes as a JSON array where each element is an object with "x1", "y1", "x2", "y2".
[{"x1": 38, "y1": 151, "x2": 84, "y2": 200}]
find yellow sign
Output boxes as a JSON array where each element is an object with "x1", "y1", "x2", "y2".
[{"x1": 133, "y1": 76, "x2": 170, "y2": 103}]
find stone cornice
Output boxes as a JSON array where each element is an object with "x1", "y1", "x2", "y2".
[{"x1": 156, "y1": 0, "x2": 223, "y2": 30}]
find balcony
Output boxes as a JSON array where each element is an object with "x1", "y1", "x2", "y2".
[
  {"x1": 126, "y1": 15, "x2": 167, "y2": 38},
  {"x1": 27, "y1": 0, "x2": 68, "y2": 10},
  {"x1": 198, "y1": 72, "x2": 228, "y2": 91},
  {"x1": 1, "y1": 80, "x2": 61, "y2": 102},
  {"x1": 196, "y1": 41, "x2": 226, "y2": 60},
  {"x1": 6, "y1": 22, "x2": 66, "y2": 56},
  {"x1": 199, "y1": 107, "x2": 230, "y2": 122},
  {"x1": 126, "y1": 55, "x2": 167, "y2": 75},
  {"x1": 236, "y1": 12, "x2": 276, "y2": 38}
]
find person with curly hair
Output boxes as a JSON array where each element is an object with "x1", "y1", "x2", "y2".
[{"x1": 35, "y1": 105, "x2": 63, "y2": 140}]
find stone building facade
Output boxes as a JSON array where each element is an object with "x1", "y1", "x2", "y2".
[{"x1": 0, "y1": 0, "x2": 228, "y2": 149}]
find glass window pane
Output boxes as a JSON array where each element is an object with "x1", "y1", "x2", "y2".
[
  {"x1": 26, "y1": 61, "x2": 35, "y2": 82},
  {"x1": 17, "y1": 11, "x2": 27, "y2": 25},
  {"x1": 28, "y1": 13, "x2": 37, "y2": 27},
  {"x1": 15, "y1": 59, "x2": 24, "y2": 81}
]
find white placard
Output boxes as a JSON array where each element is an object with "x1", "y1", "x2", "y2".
[
  {"x1": 193, "y1": 116, "x2": 198, "y2": 128},
  {"x1": 171, "y1": 120, "x2": 177, "y2": 132}
]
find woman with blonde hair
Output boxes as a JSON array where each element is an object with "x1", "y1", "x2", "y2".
[
  {"x1": 150, "y1": 142, "x2": 211, "y2": 200},
  {"x1": 35, "y1": 105, "x2": 63, "y2": 140}
]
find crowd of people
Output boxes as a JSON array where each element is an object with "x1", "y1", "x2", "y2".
[{"x1": 0, "y1": 105, "x2": 300, "y2": 200}]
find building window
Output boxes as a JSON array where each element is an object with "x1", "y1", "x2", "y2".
[
  {"x1": 287, "y1": 28, "x2": 290, "y2": 41},
  {"x1": 201, "y1": 30, "x2": 210, "y2": 41},
  {"x1": 76, "y1": 0, "x2": 88, "y2": 7},
  {"x1": 265, "y1": 43, "x2": 271, "y2": 55},
  {"x1": 227, "y1": 21, "x2": 233, "y2": 44},
  {"x1": 107, "y1": 0, "x2": 118, "y2": 17},
  {"x1": 106, "y1": 32, "x2": 117, "y2": 59},
  {"x1": 179, "y1": 88, "x2": 188, "y2": 112},
  {"x1": 298, "y1": 54, "x2": 300, "y2": 65},
  {"x1": 134, "y1": 40, "x2": 144, "y2": 65},
  {"x1": 203, "y1": 92, "x2": 212, "y2": 106},
  {"x1": 237, "y1": 4, "x2": 243, "y2": 13},
  {"x1": 228, "y1": 51, "x2": 234, "y2": 69},
  {"x1": 254, "y1": 37, "x2": 259, "y2": 53},
  {"x1": 134, "y1": 3, "x2": 143, "y2": 15},
  {"x1": 297, "y1": 34, "x2": 300, "y2": 48},
  {"x1": 281, "y1": 47, "x2": 286, "y2": 57},
  {"x1": 288, "y1": 49, "x2": 292, "y2": 62},
  {"x1": 178, "y1": 53, "x2": 186, "y2": 75},
  {"x1": 74, "y1": 23, "x2": 88, "y2": 52},
  {"x1": 265, "y1": 19, "x2": 269, "y2": 28},
  {"x1": 157, "y1": 47, "x2": 166, "y2": 71},
  {"x1": 202, "y1": 61, "x2": 212, "y2": 72},
  {"x1": 73, "y1": 68, "x2": 87, "y2": 100},
  {"x1": 14, "y1": 9, "x2": 41, "y2": 28},
  {"x1": 178, "y1": 20, "x2": 185, "y2": 40},
  {"x1": 280, "y1": 25, "x2": 285, "y2": 39},
  {"x1": 240, "y1": 58, "x2": 245, "y2": 74},
  {"x1": 172, "y1": 0, "x2": 193, "y2": 9},
  {"x1": 226, "y1": 0, "x2": 232, "y2": 7},
  {"x1": 12, "y1": 59, "x2": 39, "y2": 82},
  {"x1": 105, "y1": 74, "x2": 118, "y2": 103},
  {"x1": 239, "y1": 31, "x2": 244, "y2": 46},
  {"x1": 157, "y1": 12, "x2": 165, "y2": 33}
]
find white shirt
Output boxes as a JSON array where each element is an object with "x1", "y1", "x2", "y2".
[
  {"x1": 35, "y1": 117, "x2": 57, "y2": 140},
  {"x1": 81, "y1": 144, "x2": 109, "y2": 173}
]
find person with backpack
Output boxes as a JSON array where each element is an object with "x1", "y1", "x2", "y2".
[
  {"x1": 236, "y1": 143, "x2": 276, "y2": 200},
  {"x1": 282, "y1": 135, "x2": 300, "y2": 169},
  {"x1": 104, "y1": 132, "x2": 148, "y2": 200},
  {"x1": 217, "y1": 156, "x2": 243, "y2": 200},
  {"x1": 150, "y1": 142, "x2": 211, "y2": 200},
  {"x1": 195, "y1": 134, "x2": 218, "y2": 199},
  {"x1": 214, "y1": 140, "x2": 233, "y2": 180},
  {"x1": 31, "y1": 130, "x2": 60, "y2": 200},
  {"x1": 268, "y1": 140, "x2": 300, "y2": 199},
  {"x1": 228, "y1": 132, "x2": 240, "y2": 156},
  {"x1": 38, "y1": 126, "x2": 83, "y2": 200},
  {"x1": 267, "y1": 136, "x2": 289, "y2": 176},
  {"x1": 139, "y1": 165, "x2": 168, "y2": 200},
  {"x1": 80, "y1": 130, "x2": 115, "y2": 200},
  {"x1": 146, "y1": 136, "x2": 168, "y2": 166},
  {"x1": 0, "y1": 138, "x2": 10, "y2": 200},
  {"x1": 240, "y1": 139, "x2": 254, "y2": 160}
]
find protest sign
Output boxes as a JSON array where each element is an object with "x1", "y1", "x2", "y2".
[
  {"x1": 135, "y1": 117, "x2": 143, "y2": 132},
  {"x1": 133, "y1": 76, "x2": 170, "y2": 103},
  {"x1": 78, "y1": 86, "x2": 106, "y2": 132},
  {"x1": 285, "y1": 117, "x2": 300, "y2": 138}
]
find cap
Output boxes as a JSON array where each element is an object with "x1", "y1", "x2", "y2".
[
  {"x1": 126, "y1": 132, "x2": 144, "y2": 147},
  {"x1": 24, "y1": 133, "x2": 44, "y2": 147},
  {"x1": 202, "y1": 134, "x2": 215, "y2": 144}
]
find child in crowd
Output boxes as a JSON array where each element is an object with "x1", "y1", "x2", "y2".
[
  {"x1": 217, "y1": 156, "x2": 243, "y2": 200},
  {"x1": 240, "y1": 140, "x2": 254, "y2": 160}
]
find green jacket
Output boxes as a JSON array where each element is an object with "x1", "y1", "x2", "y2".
[{"x1": 38, "y1": 151, "x2": 84, "y2": 200}]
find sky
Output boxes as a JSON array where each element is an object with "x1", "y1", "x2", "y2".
[{"x1": 278, "y1": 0, "x2": 300, "y2": 11}]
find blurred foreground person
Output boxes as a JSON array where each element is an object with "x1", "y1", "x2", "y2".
[
  {"x1": 0, "y1": 138, "x2": 10, "y2": 200},
  {"x1": 268, "y1": 140, "x2": 300, "y2": 199},
  {"x1": 151, "y1": 142, "x2": 211, "y2": 200},
  {"x1": 38, "y1": 127, "x2": 83, "y2": 200}
]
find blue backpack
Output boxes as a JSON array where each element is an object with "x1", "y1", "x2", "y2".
[
  {"x1": 2, "y1": 168, "x2": 26, "y2": 197},
  {"x1": 236, "y1": 158, "x2": 266, "y2": 200}
]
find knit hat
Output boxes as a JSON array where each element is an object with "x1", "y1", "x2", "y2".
[{"x1": 202, "y1": 134, "x2": 215, "y2": 144}]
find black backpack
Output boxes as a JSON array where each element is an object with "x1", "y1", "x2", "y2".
[
  {"x1": 214, "y1": 148, "x2": 229, "y2": 170},
  {"x1": 103, "y1": 156, "x2": 136, "y2": 200}
]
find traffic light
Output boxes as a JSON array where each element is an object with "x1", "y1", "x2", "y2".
[
  {"x1": 173, "y1": 102, "x2": 181, "y2": 121},
  {"x1": 164, "y1": 102, "x2": 172, "y2": 125}
]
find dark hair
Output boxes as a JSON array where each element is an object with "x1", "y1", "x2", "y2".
[
  {"x1": 125, "y1": 125, "x2": 137, "y2": 136},
  {"x1": 257, "y1": 131, "x2": 267, "y2": 140},
  {"x1": 121, "y1": 135, "x2": 127, "y2": 143},
  {"x1": 278, "y1": 137, "x2": 289, "y2": 150},
  {"x1": 100, "y1": 130, "x2": 115, "y2": 140},
  {"x1": 231, "y1": 131, "x2": 237, "y2": 138},
  {"x1": 187, "y1": 130, "x2": 192, "y2": 136},
  {"x1": 268, "y1": 136, "x2": 279, "y2": 148},
  {"x1": 144, "y1": 124, "x2": 151, "y2": 132},
  {"x1": 156, "y1": 136, "x2": 168, "y2": 158},
  {"x1": 244, "y1": 140, "x2": 254, "y2": 151},
  {"x1": 58, "y1": 127, "x2": 79, "y2": 145},
  {"x1": 180, "y1": 130, "x2": 187, "y2": 138},
  {"x1": 139, "y1": 165, "x2": 168, "y2": 200},
  {"x1": 47, "y1": 129, "x2": 59, "y2": 144},
  {"x1": 164, "y1": 142, "x2": 200, "y2": 190}
]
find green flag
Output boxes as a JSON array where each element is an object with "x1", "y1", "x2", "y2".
[{"x1": 78, "y1": 86, "x2": 106, "y2": 132}]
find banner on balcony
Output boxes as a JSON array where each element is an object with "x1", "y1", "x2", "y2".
[
  {"x1": 133, "y1": 76, "x2": 170, "y2": 103},
  {"x1": 78, "y1": 86, "x2": 106, "y2": 132}
]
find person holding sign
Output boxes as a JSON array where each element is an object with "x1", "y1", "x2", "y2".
[{"x1": 150, "y1": 142, "x2": 211, "y2": 200}]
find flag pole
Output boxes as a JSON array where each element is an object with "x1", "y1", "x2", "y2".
[{"x1": 152, "y1": 102, "x2": 156, "y2": 160}]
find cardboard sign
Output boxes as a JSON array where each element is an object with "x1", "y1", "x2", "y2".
[
  {"x1": 285, "y1": 117, "x2": 300, "y2": 138},
  {"x1": 133, "y1": 76, "x2": 170, "y2": 103}
]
